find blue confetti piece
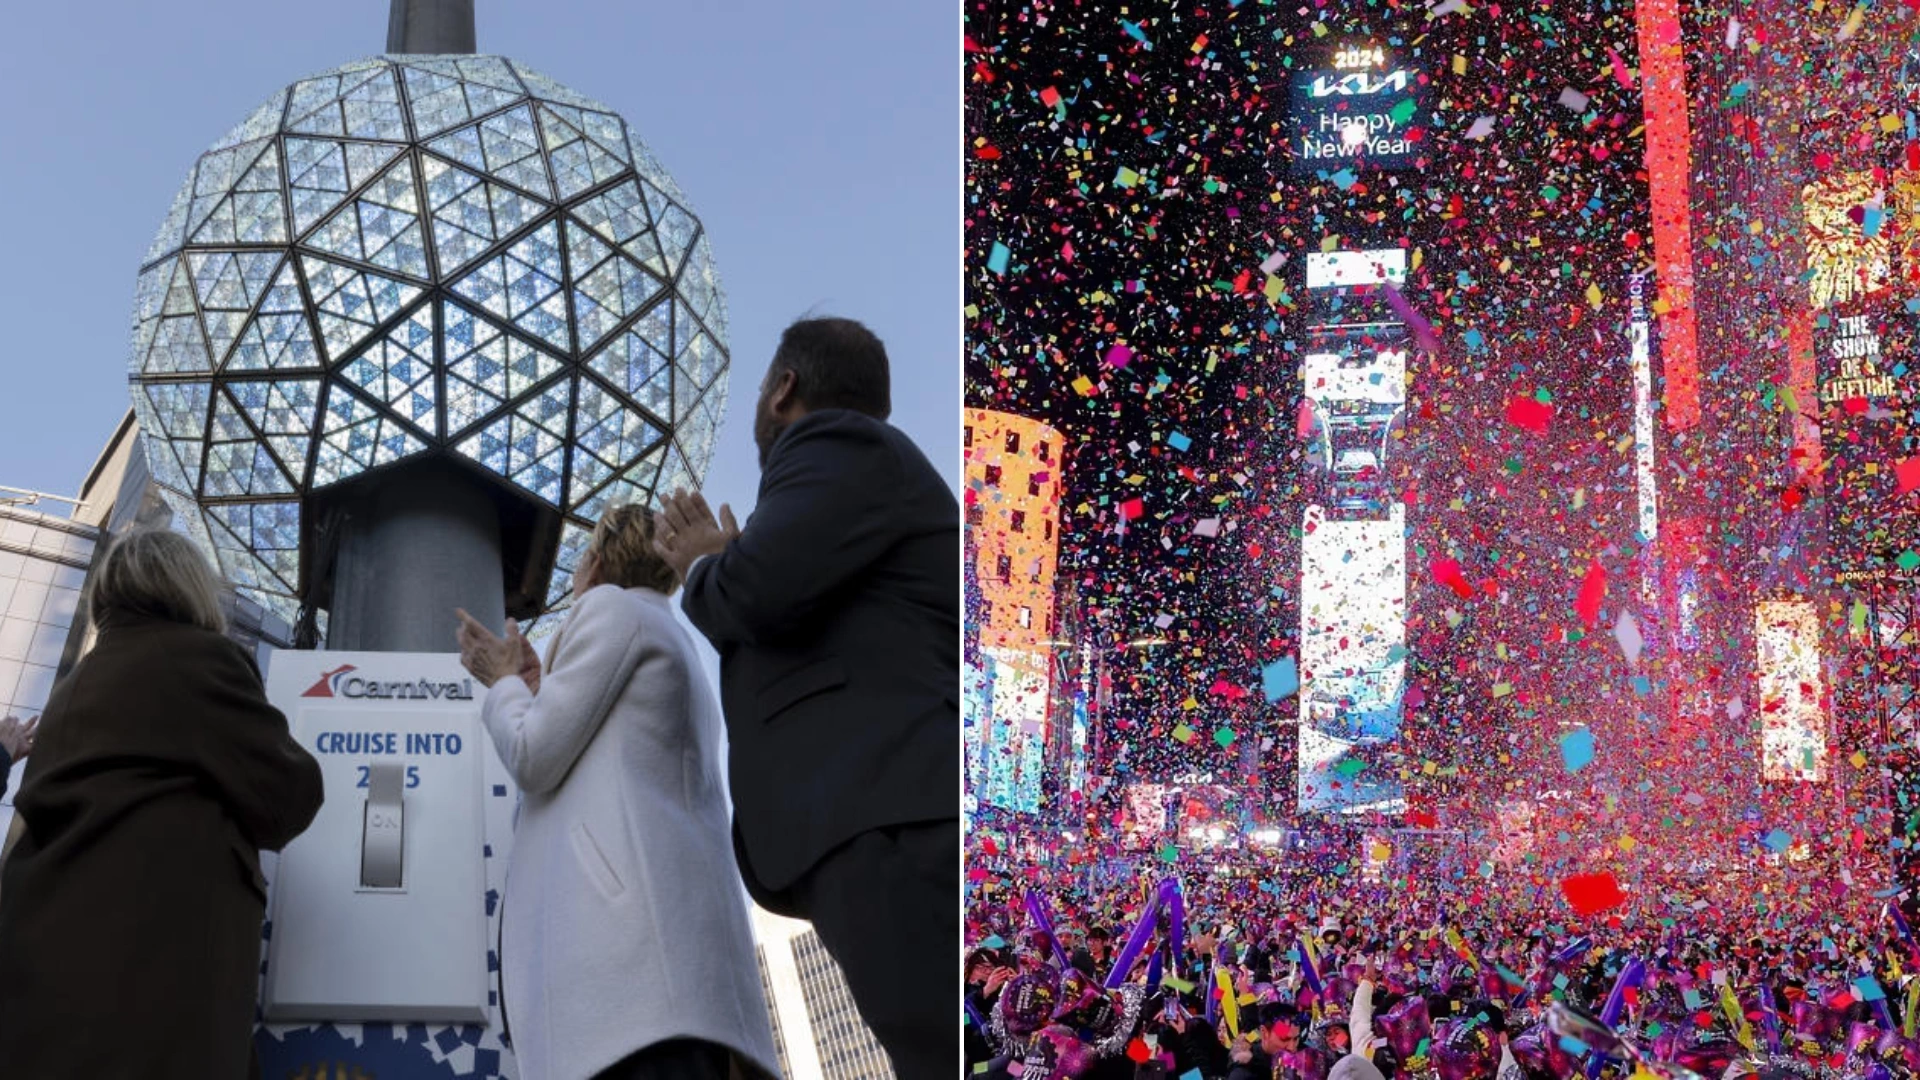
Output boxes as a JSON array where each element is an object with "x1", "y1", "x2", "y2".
[
  {"x1": 1121, "y1": 19, "x2": 1153, "y2": 48},
  {"x1": 1560, "y1": 727, "x2": 1596, "y2": 773},
  {"x1": 1168, "y1": 431, "x2": 1192, "y2": 451},
  {"x1": 1463, "y1": 329, "x2": 1486, "y2": 352},
  {"x1": 1263, "y1": 657, "x2": 1299, "y2": 702},
  {"x1": 1855, "y1": 976, "x2": 1886, "y2": 1002},
  {"x1": 1329, "y1": 168, "x2": 1359, "y2": 190},
  {"x1": 987, "y1": 241, "x2": 1011, "y2": 275},
  {"x1": 1763, "y1": 829, "x2": 1792, "y2": 854},
  {"x1": 1631, "y1": 675, "x2": 1652, "y2": 696}
]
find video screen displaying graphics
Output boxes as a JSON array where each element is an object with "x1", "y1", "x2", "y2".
[
  {"x1": 963, "y1": 659, "x2": 992, "y2": 817},
  {"x1": 1289, "y1": 47, "x2": 1426, "y2": 174},
  {"x1": 978, "y1": 648, "x2": 1047, "y2": 814},
  {"x1": 1755, "y1": 600, "x2": 1829, "y2": 782},
  {"x1": 1298, "y1": 503, "x2": 1408, "y2": 815},
  {"x1": 1809, "y1": 169, "x2": 1920, "y2": 583}
]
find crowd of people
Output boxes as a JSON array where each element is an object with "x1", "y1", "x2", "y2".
[{"x1": 965, "y1": 869, "x2": 1920, "y2": 1080}]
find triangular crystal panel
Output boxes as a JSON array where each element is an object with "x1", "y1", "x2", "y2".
[
  {"x1": 339, "y1": 307, "x2": 438, "y2": 434},
  {"x1": 640, "y1": 179, "x2": 700, "y2": 277},
  {"x1": 573, "y1": 251, "x2": 664, "y2": 352},
  {"x1": 204, "y1": 438, "x2": 295, "y2": 497},
  {"x1": 572, "y1": 444, "x2": 666, "y2": 519},
  {"x1": 286, "y1": 137, "x2": 406, "y2": 235},
  {"x1": 288, "y1": 65, "x2": 406, "y2": 141},
  {"x1": 227, "y1": 262, "x2": 321, "y2": 372},
  {"x1": 429, "y1": 106, "x2": 552, "y2": 199},
  {"x1": 511, "y1": 63, "x2": 612, "y2": 112},
  {"x1": 442, "y1": 301, "x2": 564, "y2": 435},
  {"x1": 205, "y1": 506, "x2": 296, "y2": 594},
  {"x1": 188, "y1": 252, "x2": 282, "y2": 365},
  {"x1": 299, "y1": 254, "x2": 424, "y2": 362},
  {"x1": 142, "y1": 382, "x2": 212, "y2": 439},
  {"x1": 574, "y1": 374, "x2": 665, "y2": 469},
  {"x1": 422, "y1": 157, "x2": 547, "y2": 275},
  {"x1": 154, "y1": 487, "x2": 217, "y2": 558},
  {"x1": 314, "y1": 384, "x2": 426, "y2": 486}
]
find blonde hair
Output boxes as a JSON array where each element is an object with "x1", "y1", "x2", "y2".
[
  {"x1": 588, "y1": 503, "x2": 678, "y2": 594},
  {"x1": 85, "y1": 528, "x2": 227, "y2": 634}
]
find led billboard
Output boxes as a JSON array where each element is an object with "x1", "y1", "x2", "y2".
[
  {"x1": 1297, "y1": 503, "x2": 1408, "y2": 814},
  {"x1": 1755, "y1": 600, "x2": 1828, "y2": 782},
  {"x1": 1289, "y1": 51, "x2": 1425, "y2": 174}
]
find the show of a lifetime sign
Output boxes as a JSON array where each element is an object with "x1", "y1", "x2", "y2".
[{"x1": 1290, "y1": 44, "x2": 1425, "y2": 174}]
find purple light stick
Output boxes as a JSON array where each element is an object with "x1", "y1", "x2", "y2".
[
  {"x1": 1758, "y1": 982, "x2": 1783, "y2": 1053},
  {"x1": 1104, "y1": 889, "x2": 1166, "y2": 990},
  {"x1": 1585, "y1": 957, "x2": 1646, "y2": 1079},
  {"x1": 1553, "y1": 938, "x2": 1594, "y2": 966},
  {"x1": 1381, "y1": 282, "x2": 1442, "y2": 354},
  {"x1": 1293, "y1": 937, "x2": 1326, "y2": 996},
  {"x1": 1889, "y1": 903, "x2": 1920, "y2": 967},
  {"x1": 1164, "y1": 878, "x2": 1187, "y2": 975},
  {"x1": 1024, "y1": 889, "x2": 1072, "y2": 970}
]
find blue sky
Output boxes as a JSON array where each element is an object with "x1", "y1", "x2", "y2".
[{"x1": 0, "y1": 0, "x2": 959, "y2": 520}]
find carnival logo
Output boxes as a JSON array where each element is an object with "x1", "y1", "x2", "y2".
[
  {"x1": 300, "y1": 664, "x2": 474, "y2": 702},
  {"x1": 1308, "y1": 69, "x2": 1410, "y2": 98},
  {"x1": 303, "y1": 664, "x2": 357, "y2": 698}
]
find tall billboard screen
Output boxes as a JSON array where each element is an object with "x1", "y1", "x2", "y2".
[
  {"x1": 1289, "y1": 49, "x2": 1425, "y2": 174},
  {"x1": 1297, "y1": 503, "x2": 1408, "y2": 814},
  {"x1": 1755, "y1": 600, "x2": 1828, "y2": 782},
  {"x1": 1809, "y1": 170, "x2": 1920, "y2": 583}
]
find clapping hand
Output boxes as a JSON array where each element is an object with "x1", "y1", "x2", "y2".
[
  {"x1": 456, "y1": 610, "x2": 539, "y2": 692},
  {"x1": 652, "y1": 488, "x2": 740, "y2": 582},
  {"x1": 0, "y1": 714, "x2": 37, "y2": 761}
]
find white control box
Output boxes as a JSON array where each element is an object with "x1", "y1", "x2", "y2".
[{"x1": 260, "y1": 651, "x2": 502, "y2": 1023}]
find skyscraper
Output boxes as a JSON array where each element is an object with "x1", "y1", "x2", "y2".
[
  {"x1": 750, "y1": 907, "x2": 894, "y2": 1080},
  {"x1": 963, "y1": 408, "x2": 1064, "y2": 815}
]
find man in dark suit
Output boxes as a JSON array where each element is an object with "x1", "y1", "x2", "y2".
[{"x1": 654, "y1": 316, "x2": 958, "y2": 1078}]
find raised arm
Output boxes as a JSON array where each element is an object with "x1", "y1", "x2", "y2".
[
  {"x1": 481, "y1": 585, "x2": 644, "y2": 796},
  {"x1": 679, "y1": 416, "x2": 902, "y2": 646},
  {"x1": 189, "y1": 639, "x2": 324, "y2": 851}
]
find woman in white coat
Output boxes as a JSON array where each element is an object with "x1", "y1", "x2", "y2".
[{"x1": 457, "y1": 503, "x2": 782, "y2": 1080}]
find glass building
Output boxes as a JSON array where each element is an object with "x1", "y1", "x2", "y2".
[
  {"x1": 0, "y1": 498, "x2": 96, "y2": 812},
  {"x1": 126, "y1": 55, "x2": 728, "y2": 636}
]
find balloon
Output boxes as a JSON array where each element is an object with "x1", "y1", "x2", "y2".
[
  {"x1": 1376, "y1": 993, "x2": 1433, "y2": 1061},
  {"x1": 1512, "y1": 1020, "x2": 1579, "y2": 1080},
  {"x1": 1434, "y1": 1017, "x2": 1501, "y2": 1080}
]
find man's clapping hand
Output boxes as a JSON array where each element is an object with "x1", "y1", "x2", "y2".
[
  {"x1": 0, "y1": 714, "x2": 37, "y2": 761},
  {"x1": 653, "y1": 488, "x2": 740, "y2": 582}
]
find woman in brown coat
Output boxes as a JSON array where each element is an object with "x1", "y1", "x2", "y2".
[{"x1": 0, "y1": 528, "x2": 324, "y2": 1078}]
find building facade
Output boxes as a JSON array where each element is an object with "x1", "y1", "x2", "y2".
[
  {"x1": 963, "y1": 408, "x2": 1064, "y2": 816},
  {"x1": 749, "y1": 906, "x2": 893, "y2": 1080},
  {"x1": 0, "y1": 498, "x2": 97, "y2": 814}
]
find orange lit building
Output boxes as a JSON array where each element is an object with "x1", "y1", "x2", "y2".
[{"x1": 963, "y1": 408, "x2": 1064, "y2": 814}]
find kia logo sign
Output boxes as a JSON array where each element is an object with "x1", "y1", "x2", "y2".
[{"x1": 1308, "y1": 70, "x2": 1410, "y2": 98}]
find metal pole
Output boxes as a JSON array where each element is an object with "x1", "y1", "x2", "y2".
[
  {"x1": 386, "y1": 0, "x2": 476, "y2": 54},
  {"x1": 326, "y1": 462, "x2": 505, "y2": 652}
]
